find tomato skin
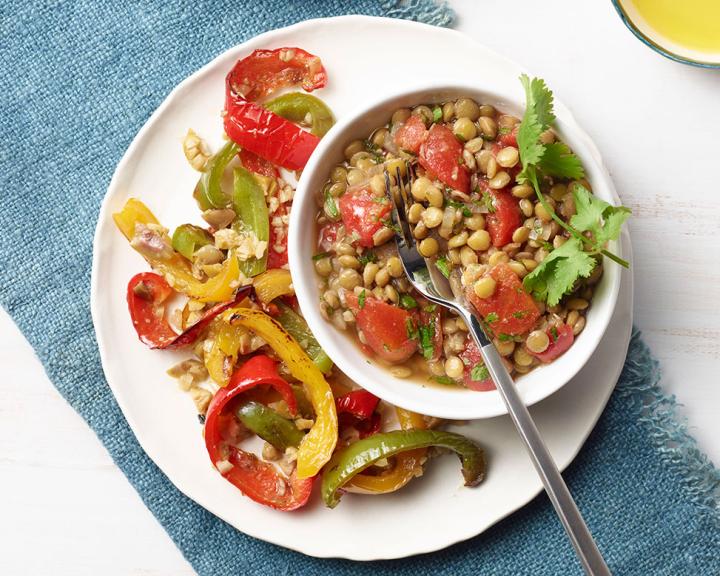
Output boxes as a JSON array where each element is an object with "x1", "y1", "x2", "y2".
[
  {"x1": 419, "y1": 124, "x2": 470, "y2": 193},
  {"x1": 483, "y1": 185, "x2": 521, "y2": 248},
  {"x1": 267, "y1": 203, "x2": 288, "y2": 269},
  {"x1": 338, "y1": 185, "x2": 392, "y2": 248},
  {"x1": 227, "y1": 47, "x2": 327, "y2": 101},
  {"x1": 239, "y1": 149, "x2": 280, "y2": 178},
  {"x1": 459, "y1": 337, "x2": 495, "y2": 391},
  {"x1": 394, "y1": 115, "x2": 428, "y2": 153},
  {"x1": 318, "y1": 221, "x2": 341, "y2": 252},
  {"x1": 498, "y1": 125, "x2": 518, "y2": 148},
  {"x1": 466, "y1": 263, "x2": 540, "y2": 336},
  {"x1": 530, "y1": 324, "x2": 574, "y2": 363},
  {"x1": 346, "y1": 294, "x2": 417, "y2": 363}
]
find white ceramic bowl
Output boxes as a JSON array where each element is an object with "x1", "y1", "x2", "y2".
[{"x1": 289, "y1": 82, "x2": 622, "y2": 420}]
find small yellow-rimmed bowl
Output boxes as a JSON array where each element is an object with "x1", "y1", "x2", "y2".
[{"x1": 612, "y1": 0, "x2": 720, "y2": 68}]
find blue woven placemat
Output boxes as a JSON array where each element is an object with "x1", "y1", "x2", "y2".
[{"x1": 1, "y1": 2, "x2": 718, "y2": 574}]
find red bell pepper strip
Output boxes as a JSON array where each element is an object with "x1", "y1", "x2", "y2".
[
  {"x1": 226, "y1": 48, "x2": 327, "y2": 102},
  {"x1": 224, "y1": 92, "x2": 320, "y2": 171},
  {"x1": 335, "y1": 389, "x2": 381, "y2": 438},
  {"x1": 335, "y1": 389, "x2": 379, "y2": 421},
  {"x1": 223, "y1": 47, "x2": 328, "y2": 171},
  {"x1": 222, "y1": 354, "x2": 298, "y2": 415},
  {"x1": 203, "y1": 354, "x2": 312, "y2": 510},
  {"x1": 126, "y1": 272, "x2": 249, "y2": 350}
]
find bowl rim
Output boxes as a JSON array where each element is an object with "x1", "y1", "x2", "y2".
[
  {"x1": 288, "y1": 80, "x2": 622, "y2": 420},
  {"x1": 611, "y1": 0, "x2": 720, "y2": 69}
]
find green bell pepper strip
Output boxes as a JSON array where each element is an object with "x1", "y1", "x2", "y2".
[
  {"x1": 291, "y1": 384, "x2": 315, "y2": 419},
  {"x1": 275, "y1": 302, "x2": 333, "y2": 374},
  {"x1": 193, "y1": 141, "x2": 239, "y2": 210},
  {"x1": 265, "y1": 92, "x2": 335, "y2": 137},
  {"x1": 235, "y1": 401, "x2": 305, "y2": 452},
  {"x1": 232, "y1": 167, "x2": 269, "y2": 277},
  {"x1": 321, "y1": 429, "x2": 485, "y2": 508},
  {"x1": 171, "y1": 224, "x2": 213, "y2": 260}
]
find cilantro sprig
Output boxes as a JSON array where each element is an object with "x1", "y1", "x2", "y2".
[{"x1": 516, "y1": 74, "x2": 631, "y2": 305}]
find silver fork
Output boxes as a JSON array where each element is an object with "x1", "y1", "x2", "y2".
[{"x1": 385, "y1": 167, "x2": 611, "y2": 576}]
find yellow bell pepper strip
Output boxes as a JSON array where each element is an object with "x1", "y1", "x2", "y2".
[
  {"x1": 321, "y1": 429, "x2": 485, "y2": 508},
  {"x1": 253, "y1": 268, "x2": 294, "y2": 304},
  {"x1": 193, "y1": 141, "x2": 239, "y2": 210},
  {"x1": 113, "y1": 198, "x2": 241, "y2": 303},
  {"x1": 347, "y1": 408, "x2": 427, "y2": 493},
  {"x1": 275, "y1": 302, "x2": 333, "y2": 374},
  {"x1": 232, "y1": 167, "x2": 269, "y2": 277},
  {"x1": 225, "y1": 307, "x2": 337, "y2": 479},
  {"x1": 265, "y1": 92, "x2": 335, "y2": 137}
]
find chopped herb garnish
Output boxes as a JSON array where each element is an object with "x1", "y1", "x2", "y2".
[
  {"x1": 498, "y1": 126, "x2": 511, "y2": 136},
  {"x1": 418, "y1": 323, "x2": 436, "y2": 360},
  {"x1": 435, "y1": 256, "x2": 451, "y2": 278},
  {"x1": 323, "y1": 185, "x2": 340, "y2": 220},
  {"x1": 358, "y1": 251, "x2": 377, "y2": 266},
  {"x1": 432, "y1": 106, "x2": 443, "y2": 123},
  {"x1": 498, "y1": 333, "x2": 513, "y2": 342},
  {"x1": 470, "y1": 364, "x2": 490, "y2": 382},
  {"x1": 406, "y1": 317, "x2": 418, "y2": 340},
  {"x1": 446, "y1": 199, "x2": 473, "y2": 217},
  {"x1": 430, "y1": 375, "x2": 459, "y2": 386},
  {"x1": 512, "y1": 311, "x2": 527, "y2": 319},
  {"x1": 358, "y1": 289, "x2": 367, "y2": 309},
  {"x1": 312, "y1": 252, "x2": 330, "y2": 261},
  {"x1": 383, "y1": 219, "x2": 401, "y2": 234},
  {"x1": 485, "y1": 312, "x2": 499, "y2": 324},
  {"x1": 423, "y1": 304, "x2": 437, "y2": 313},
  {"x1": 550, "y1": 326, "x2": 559, "y2": 341},
  {"x1": 481, "y1": 189, "x2": 496, "y2": 213},
  {"x1": 399, "y1": 294, "x2": 418, "y2": 309}
]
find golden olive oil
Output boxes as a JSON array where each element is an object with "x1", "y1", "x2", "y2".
[{"x1": 626, "y1": 0, "x2": 720, "y2": 54}]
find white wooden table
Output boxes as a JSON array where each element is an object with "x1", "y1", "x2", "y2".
[{"x1": 2, "y1": 2, "x2": 718, "y2": 574}]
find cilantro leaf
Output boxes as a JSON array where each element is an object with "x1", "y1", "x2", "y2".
[
  {"x1": 358, "y1": 289, "x2": 367, "y2": 309},
  {"x1": 312, "y1": 252, "x2": 330, "y2": 261},
  {"x1": 517, "y1": 74, "x2": 556, "y2": 180},
  {"x1": 485, "y1": 312, "x2": 498, "y2": 324},
  {"x1": 521, "y1": 74, "x2": 556, "y2": 131},
  {"x1": 405, "y1": 317, "x2": 418, "y2": 340},
  {"x1": 538, "y1": 142, "x2": 585, "y2": 180},
  {"x1": 358, "y1": 251, "x2": 377, "y2": 266},
  {"x1": 570, "y1": 185, "x2": 631, "y2": 245},
  {"x1": 522, "y1": 238, "x2": 597, "y2": 306}
]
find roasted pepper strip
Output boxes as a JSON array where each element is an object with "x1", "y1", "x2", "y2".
[
  {"x1": 265, "y1": 92, "x2": 335, "y2": 137},
  {"x1": 126, "y1": 272, "x2": 249, "y2": 349},
  {"x1": 113, "y1": 198, "x2": 241, "y2": 302},
  {"x1": 321, "y1": 429, "x2": 485, "y2": 508},
  {"x1": 225, "y1": 307, "x2": 338, "y2": 479},
  {"x1": 275, "y1": 302, "x2": 333, "y2": 374},
  {"x1": 226, "y1": 47, "x2": 327, "y2": 101},
  {"x1": 223, "y1": 354, "x2": 297, "y2": 413},
  {"x1": 205, "y1": 375, "x2": 311, "y2": 510},
  {"x1": 193, "y1": 141, "x2": 239, "y2": 210},
  {"x1": 236, "y1": 401, "x2": 304, "y2": 451},
  {"x1": 253, "y1": 268, "x2": 294, "y2": 304},
  {"x1": 348, "y1": 408, "x2": 427, "y2": 494},
  {"x1": 335, "y1": 389, "x2": 379, "y2": 421},
  {"x1": 171, "y1": 224, "x2": 213, "y2": 260},
  {"x1": 224, "y1": 92, "x2": 320, "y2": 171},
  {"x1": 232, "y1": 167, "x2": 269, "y2": 277}
]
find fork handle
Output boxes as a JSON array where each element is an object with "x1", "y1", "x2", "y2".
[{"x1": 462, "y1": 312, "x2": 611, "y2": 576}]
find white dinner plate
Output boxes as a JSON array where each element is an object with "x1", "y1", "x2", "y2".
[{"x1": 91, "y1": 16, "x2": 634, "y2": 560}]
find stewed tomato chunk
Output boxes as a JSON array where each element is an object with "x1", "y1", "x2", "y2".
[
  {"x1": 394, "y1": 114, "x2": 428, "y2": 154},
  {"x1": 529, "y1": 324, "x2": 574, "y2": 363},
  {"x1": 338, "y1": 185, "x2": 392, "y2": 247},
  {"x1": 346, "y1": 293, "x2": 417, "y2": 363},
  {"x1": 419, "y1": 124, "x2": 469, "y2": 193},
  {"x1": 467, "y1": 263, "x2": 540, "y2": 336}
]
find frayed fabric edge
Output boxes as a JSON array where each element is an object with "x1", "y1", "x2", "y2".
[
  {"x1": 618, "y1": 328, "x2": 720, "y2": 525},
  {"x1": 381, "y1": 0, "x2": 455, "y2": 27}
]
